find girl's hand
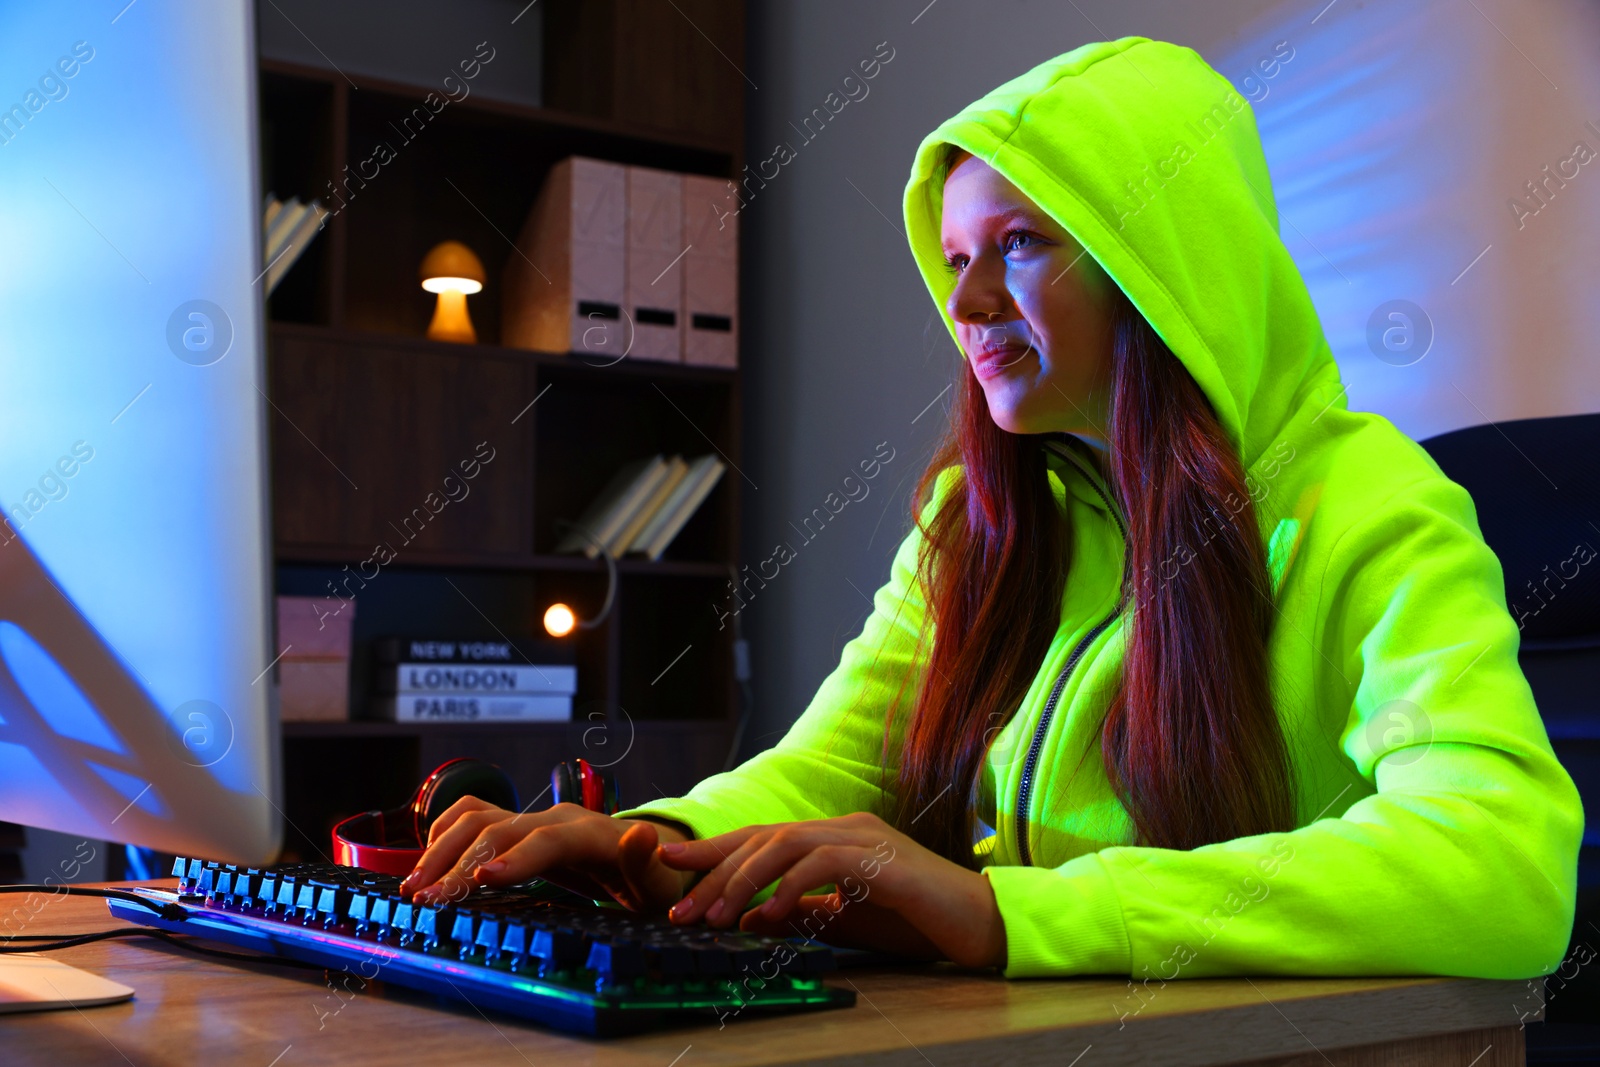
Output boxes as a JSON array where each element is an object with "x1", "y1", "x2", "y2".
[
  {"x1": 401, "y1": 798, "x2": 692, "y2": 911},
  {"x1": 656, "y1": 811, "x2": 1007, "y2": 969}
]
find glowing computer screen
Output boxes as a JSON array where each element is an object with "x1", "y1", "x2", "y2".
[{"x1": 0, "y1": 0, "x2": 280, "y2": 862}]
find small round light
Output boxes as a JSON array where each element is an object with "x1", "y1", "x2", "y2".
[
  {"x1": 543, "y1": 603, "x2": 576, "y2": 638},
  {"x1": 420, "y1": 275, "x2": 485, "y2": 295}
]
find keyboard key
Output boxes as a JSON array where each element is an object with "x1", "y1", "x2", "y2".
[
  {"x1": 450, "y1": 911, "x2": 478, "y2": 952},
  {"x1": 367, "y1": 894, "x2": 394, "y2": 937},
  {"x1": 688, "y1": 942, "x2": 732, "y2": 976},
  {"x1": 715, "y1": 934, "x2": 768, "y2": 974},
  {"x1": 474, "y1": 917, "x2": 502, "y2": 960},
  {"x1": 346, "y1": 890, "x2": 371, "y2": 930},
  {"x1": 314, "y1": 886, "x2": 342, "y2": 927},
  {"x1": 531, "y1": 926, "x2": 586, "y2": 972},
  {"x1": 229, "y1": 870, "x2": 261, "y2": 906},
  {"x1": 500, "y1": 919, "x2": 544, "y2": 970},
  {"x1": 392, "y1": 899, "x2": 417, "y2": 944},
  {"x1": 644, "y1": 939, "x2": 695, "y2": 976},
  {"x1": 413, "y1": 904, "x2": 453, "y2": 951},
  {"x1": 586, "y1": 939, "x2": 645, "y2": 979}
]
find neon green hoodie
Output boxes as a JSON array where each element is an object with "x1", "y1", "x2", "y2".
[{"x1": 617, "y1": 37, "x2": 1582, "y2": 981}]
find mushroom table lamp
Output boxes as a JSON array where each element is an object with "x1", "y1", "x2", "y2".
[{"x1": 419, "y1": 240, "x2": 486, "y2": 343}]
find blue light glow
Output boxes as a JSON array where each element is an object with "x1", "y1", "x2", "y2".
[
  {"x1": 0, "y1": 1, "x2": 279, "y2": 862},
  {"x1": 0, "y1": 620, "x2": 125, "y2": 754}
]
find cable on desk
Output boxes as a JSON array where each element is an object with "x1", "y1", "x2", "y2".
[
  {"x1": 0, "y1": 884, "x2": 189, "y2": 921},
  {"x1": 0, "y1": 925, "x2": 327, "y2": 970}
]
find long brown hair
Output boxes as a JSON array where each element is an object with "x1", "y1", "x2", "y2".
[{"x1": 891, "y1": 285, "x2": 1297, "y2": 861}]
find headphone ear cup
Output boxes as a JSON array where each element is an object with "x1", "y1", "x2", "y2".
[
  {"x1": 577, "y1": 759, "x2": 601, "y2": 813},
  {"x1": 412, "y1": 758, "x2": 519, "y2": 844},
  {"x1": 574, "y1": 759, "x2": 619, "y2": 814},
  {"x1": 550, "y1": 760, "x2": 578, "y2": 808}
]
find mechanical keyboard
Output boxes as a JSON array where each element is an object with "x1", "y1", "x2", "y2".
[{"x1": 106, "y1": 857, "x2": 855, "y2": 1036}]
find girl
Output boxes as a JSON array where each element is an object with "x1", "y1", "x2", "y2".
[{"x1": 403, "y1": 37, "x2": 1580, "y2": 980}]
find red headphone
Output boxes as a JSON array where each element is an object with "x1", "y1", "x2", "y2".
[{"x1": 331, "y1": 757, "x2": 618, "y2": 875}]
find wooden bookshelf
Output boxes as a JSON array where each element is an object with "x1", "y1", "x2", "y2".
[{"x1": 258, "y1": 3, "x2": 746, "y2": 862}]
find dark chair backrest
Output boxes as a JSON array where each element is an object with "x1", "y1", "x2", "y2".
[
  {"x1": 1420, "y1": 411, "x2": 1600, "y2": 887},
  {"x1": 1420, "y1": 412, "x2": 1600, "y2": 644}
]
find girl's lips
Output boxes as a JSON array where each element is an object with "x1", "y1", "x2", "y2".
[{"x1": 971, "y1": 343, "x2": 1031, "y2": 378}]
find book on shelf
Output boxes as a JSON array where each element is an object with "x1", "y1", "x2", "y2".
[
  {"x1": 553, "y1": 455, "x2": 669, "y2": 558},
  {"x1": 371, "y1": 636, "x2": 574, "y2": 665},
  {"x1": 262, "y1": 193, "x2": 328, "y2": 296},
  {"x1": 372, "y1": 693, "x2": 573, "y2": 723},
  {"x1": 610, "y1": 455, "x2": 689, "y2": 556},
  {"x1": 373, "y1": 662, "x2": 578, "y2": 696},
  {"x1": 630, "y1": 453, "x2": 725, "y2": 560},
  {"x1": 556, "y1": 452, "x2": 726, "y2": 561},
  {"x1": 264, "y1": 196, "x2": 306, "y2": 263}
]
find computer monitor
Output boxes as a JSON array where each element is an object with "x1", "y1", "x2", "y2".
[{"x1": 0, "y1": 0, "x2": 280, "y2": 863}]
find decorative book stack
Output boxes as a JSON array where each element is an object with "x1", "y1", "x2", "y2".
[
  {"x1": 275, "y1": 596, "x2": 356, "y2": 722},
  {"x1": 369, "y1": 637, "x2": 577, "y2": 723},
  {"x1": 500, "y1": 156, "x2": 740, "y2": 367},
  {"x1": 554, "y1": 452, "x2": 726, "y2": 560}
]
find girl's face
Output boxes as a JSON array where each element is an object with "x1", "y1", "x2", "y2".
[{"x1": 939, "y1": 150, "x2": 1118, "y2": 447}]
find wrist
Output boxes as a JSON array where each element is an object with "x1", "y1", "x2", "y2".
[
  {"x1": 977, "y1": 869, "x2": 1008, "y2": 970},
  {"x1": 623, "y1": 816, "x2": 698, "y2": 895},
  {"x1": 625, "y1": 815, "x2": 693, "y2": 846}
]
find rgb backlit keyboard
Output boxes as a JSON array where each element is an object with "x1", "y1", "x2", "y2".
[{"x1": 105, "y1": 857, "x2": 855, "y2": 1036}]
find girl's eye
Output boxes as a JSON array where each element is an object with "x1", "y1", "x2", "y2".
[
  {"x1": 1005, "y1": 230, "x2": 1035, "y2": 252},
  {"x1": 941, "y1": 253, "x2": 966, "y2": 275}
]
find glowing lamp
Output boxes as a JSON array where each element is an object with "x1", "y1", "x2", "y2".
[
  {"x1": 543, "y1": 603, "x2": 577, "y2": 638},
  {"x1": 543, "y1": 522, "x2": 618, "y2": 637},
  {"x1": 419, "y1": 240, "x2": 486, "y2": 343}
]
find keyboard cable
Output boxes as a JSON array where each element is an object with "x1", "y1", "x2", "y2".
[{"x1": 0, "y1": 884, "x2": 323, "y2": 970}]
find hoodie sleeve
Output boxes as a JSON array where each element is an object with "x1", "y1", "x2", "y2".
[
  {"x1": 984, "y1": 470, "x2": 1583, "y2": 982},
  {"x1": 611, "y1": 475, "x2": 946, "y2": 841}
]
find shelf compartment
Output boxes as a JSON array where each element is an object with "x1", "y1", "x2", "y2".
[
  {"x1": 259, "y1": 70, "x2": 339, "y2": 327},
  {"x1": 532, "y1": 359, "x2": 736, "y2": 562},
  {"x1": 339, "y1": 83, "x2": 731, "y2": 344},
  {"x1": 275, "y1": 562, "x2": 612, "y2": 727},
  {"x1": 268, "y1": 325, "x2": 537, "y2": 558},
  {"x1": 617, "y1": 572, "x2": 734, "y2": 722}
]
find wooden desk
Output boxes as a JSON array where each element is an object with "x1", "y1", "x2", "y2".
[{"x1": 5, "y1": 881, "x2": 1540, "y2": 1066}]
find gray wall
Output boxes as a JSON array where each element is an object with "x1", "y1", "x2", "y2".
[
  {"x1": 256, "y1": 0, "x2": 543, "y2": 106},
  {"x1": 19, "y1": 827, "x2": 106, "y2": 886}
]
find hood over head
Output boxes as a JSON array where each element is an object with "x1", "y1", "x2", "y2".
[{"x1": 903, "y1": 36, "x2": 1344, "y2": 471}]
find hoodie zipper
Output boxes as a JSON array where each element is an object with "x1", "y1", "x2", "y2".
[{"x1": 1015, "y1": 439, "x2": 1129, "y2": 867}]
